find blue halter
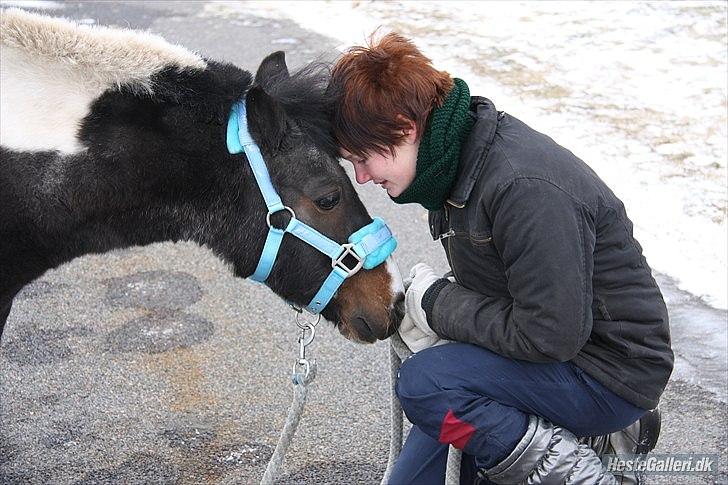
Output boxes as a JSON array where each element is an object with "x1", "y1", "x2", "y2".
[{"x1": 227, "y1": 99, "x2": 397, "y2": 314}]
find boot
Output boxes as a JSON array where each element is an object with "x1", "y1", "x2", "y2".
[
  {"x1": 477, "y1": 415, "x2": 616, "y2": 484},
  {"x1": 581, "y1": 407, "x2": 662, "y2": 485}
]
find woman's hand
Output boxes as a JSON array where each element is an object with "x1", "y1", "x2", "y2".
[
  {"x1": 405, "y1": 263, "x2": 441, "y2": 331},
  {"x1": 397, "y1": 311, "x2": 444, "y2": 353},
  {"x1": 398, "y1": 263, "x2": 451, "y2": 353}
]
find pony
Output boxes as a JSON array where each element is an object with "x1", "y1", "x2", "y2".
[{"x1": 0, "y1": 8, "x2": 404, "y2": 344}]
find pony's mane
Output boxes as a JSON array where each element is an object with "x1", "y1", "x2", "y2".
[
  {"x1": 265, "y1": 62, "x2": 337, "y2": 156},
  {"x1": 0, "y1": 8, "x2": 206, "y2": 94}
]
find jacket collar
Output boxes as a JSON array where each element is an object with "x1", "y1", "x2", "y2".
[{"x1": 445, "y1": 97, "x2": 499, "y2": 208}]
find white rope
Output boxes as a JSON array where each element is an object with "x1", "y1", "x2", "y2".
[
  {"x1": 380, "y1": 340, "x2": 405, "y2": 485},
  {"x1": 260, "y1": 364, "x2": 317, "y2": 485},
  {"x1": 382, "y1": 333, "x2": 462, "y2": 485},
  {"x1": 259, "y1": 331, "x2": 463, "y2": 485},
  {"x1": 446, "y1": 446, "x2": 463, "y2": 485}
]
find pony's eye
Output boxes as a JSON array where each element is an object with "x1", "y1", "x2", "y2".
[{"x1": 315, "y1": 192, "x2": 341, "y2": 211}]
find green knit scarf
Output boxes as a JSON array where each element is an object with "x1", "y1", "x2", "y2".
[{"x1": 392, "y1": 78, "x2": 474, "y2": 211}]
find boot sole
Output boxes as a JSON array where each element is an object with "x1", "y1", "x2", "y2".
[{"x1": 636, "y1": 408, "x2": 661, "y2": 454}]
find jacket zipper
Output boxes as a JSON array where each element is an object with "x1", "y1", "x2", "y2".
[
  {"x1": 442, "y1": 205, "x2": 461, "y2": 283},
  {"x1": 437, "y1": 205, "x2": 455, "y2": 240},
  {"x1": 436, "y1": 229, "x2": 455, "y2": 240}
]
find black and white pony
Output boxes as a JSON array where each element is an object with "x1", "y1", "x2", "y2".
[{"x1": 0, "y1": 9, "x2": 404, "y2": 344}]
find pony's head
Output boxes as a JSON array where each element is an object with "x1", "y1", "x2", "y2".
[
  {"x1": 235, "y1": 52, "x2": 404, "y2": 342},
  {"x1": 0, "y1": 7, "x2": 404, "y2": 342}
]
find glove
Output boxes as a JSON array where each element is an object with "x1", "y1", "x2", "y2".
[
  {"x1": 398, "y1": 311, "x2": 444, "y2": 353},
  {"x1": 397, "y1": 263, "x2": 453, "y2": 353},
  {"x1": 404, "y1": 263, "x2": 441, "y2": 335}
]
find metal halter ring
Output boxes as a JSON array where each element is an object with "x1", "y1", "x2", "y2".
[
  {"x1": 266, "y1": 206, "x2": 296, "y2": 229},
  {"x1": 296, "y1": 312, "x2": 321, "y2": 329},
  {"x1": 332, "y1": 243, "x2": 364, "y2": 277},
  {"x1": 295, "y1": 310, "x2": 321, "y2": 329}
]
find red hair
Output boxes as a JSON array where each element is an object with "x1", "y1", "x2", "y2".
[{"x1": 329, "y1": 32, "x2": 453, "y2": 158}]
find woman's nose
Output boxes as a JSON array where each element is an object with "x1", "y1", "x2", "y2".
[{"x1": 354, "y1": 164, "x2": 372, "y2": 184}]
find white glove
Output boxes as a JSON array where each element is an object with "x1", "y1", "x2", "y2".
[
  {"x1": 405, "y1": 263, "x2": 441, "y2": 334},
  {"x1": 397, "y1": 263, "x2": 451, "y2": 353},
  {"x1": 398, "y1": 311, "x2": 444, "y2": 353}
]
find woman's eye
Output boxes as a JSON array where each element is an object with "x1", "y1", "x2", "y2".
[{"x1": 315, "y1": 192, "x2": 341, "y2": 211}]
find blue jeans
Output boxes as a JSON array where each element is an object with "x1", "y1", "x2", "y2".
[{"x1": 389, "y1": 343, "x2": 646, "y2": 485}]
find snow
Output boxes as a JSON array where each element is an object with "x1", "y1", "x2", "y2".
[
  {"x1": 205, "y1": 0, "x2": 728, "y2": 312},
  {"x1": 0, "y1": 1, "x2": 64, "y2": 10},
  {"x1": 5, "y1": 0, "x2": 724, "y2": 398},
  {"x1": 204, "y1": 0, "x2": 728, "y2": 400}
]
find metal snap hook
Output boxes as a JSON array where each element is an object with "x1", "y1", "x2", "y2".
[
  {"x1": 293, "y1": 358, "x2": 311, "y2": 380},
  {"x1": 298, "y1": 323, "x2": 316, "y2": 354}
]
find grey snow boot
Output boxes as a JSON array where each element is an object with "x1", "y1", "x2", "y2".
[
  {"x1": 581, "y1": 407, "x2": 662, "y2": 485},
  {"x1": 477, "y1": 415, "x2": 616, "y2": 484}
]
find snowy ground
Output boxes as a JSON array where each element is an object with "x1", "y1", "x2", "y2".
[
  {"x1": 0, "y1": 2, "x2": 726, "y2": 483},
  {"x1": 5, "y1": 0, "x2": 725, "y2": 398},
  {"x1": 201, "y1": 0, "x2": 728, "y2": 401},
  {"x1": 208, "y1": 0, "x2": 728, "y2": 311}
]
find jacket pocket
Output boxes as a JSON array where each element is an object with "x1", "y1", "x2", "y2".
[
  {"x1": 469, "y1": 231, "x2": 494, "y2": 247},
  {"x1": 469, "y1": 231, "x2": 502, "y2": 265},
  {"x1": 590, "y1": 319, "x2": 631, "y2": 357}
]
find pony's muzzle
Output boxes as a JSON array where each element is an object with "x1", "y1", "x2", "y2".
[
  {"x1": 351, "y1": 293, "x2": 403, "y2": 343},
  {"x1": 350, "y1": 315, "x2": 377, "y2": 343}
]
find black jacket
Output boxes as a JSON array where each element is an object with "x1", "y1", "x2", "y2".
[{"x1": 422, "y1": 97, "x2": 673, "y2": 410}]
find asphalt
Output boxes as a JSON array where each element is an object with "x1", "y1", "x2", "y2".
[{"x1": 0, "y1": 2, "x2": 725, "y2": 484}]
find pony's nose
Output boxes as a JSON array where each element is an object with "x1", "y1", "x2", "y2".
[{"x1": 351, "y1": 315, "x2": 377, "y2": 343}]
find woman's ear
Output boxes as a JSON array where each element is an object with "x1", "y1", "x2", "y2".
[{"x1": 396, "y1": 115, "x2": 419, "y2": 143}]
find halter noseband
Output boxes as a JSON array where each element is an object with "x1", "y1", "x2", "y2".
[{"x1": 226, "y1": 99, "x2": 397, "y2": 314}]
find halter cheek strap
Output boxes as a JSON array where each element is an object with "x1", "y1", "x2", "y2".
[{"x1": 227, "y1": 99, "x2": 397, "y2": 314}]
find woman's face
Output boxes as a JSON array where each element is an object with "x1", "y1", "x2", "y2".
[{"x1": 339, "y1": 129, "x2": 419, "y2": 198}]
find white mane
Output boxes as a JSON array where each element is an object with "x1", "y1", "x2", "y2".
[{"x1": 0, "y1": 8, "x2": 207, "y2": 154}]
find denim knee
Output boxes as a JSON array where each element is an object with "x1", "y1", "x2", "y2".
[{"x1": 395, "y1": 350, "x2": 444, "y2": 416}]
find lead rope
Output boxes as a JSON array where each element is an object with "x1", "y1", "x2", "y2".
[
  {"x1": 260, "y1": 315, "x2": 462, "y2": 485},
  {"x1": 260, "y1": 310, "x2": 319, "y2": 485},
  {"x1": 381, "y1": 332, "x2": 462, "y2": 485}
]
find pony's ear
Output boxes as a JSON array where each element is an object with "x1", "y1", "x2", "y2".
[
  {"x1": 255, "y1": 51, "x2": 290, "y2": 86},
  {"x1": 246, "y1": 85, "x2": 287, "y2": 152}
]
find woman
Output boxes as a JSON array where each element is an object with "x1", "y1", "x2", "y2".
[{"x1": 329, "y1": 33, "x2": 673, "y2": 484}]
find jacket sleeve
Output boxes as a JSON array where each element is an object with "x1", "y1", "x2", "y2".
[{"x1": 425, "y1": 177, "x2": 596, "y2": 363}]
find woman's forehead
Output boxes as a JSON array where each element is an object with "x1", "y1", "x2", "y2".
[{"x1": 339, "y1": 148, "x2": 356, "y2": 160}]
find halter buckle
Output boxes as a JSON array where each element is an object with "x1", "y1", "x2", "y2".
[{"x1": 332, "y1": 243, "x2": 364, "y2": 277}]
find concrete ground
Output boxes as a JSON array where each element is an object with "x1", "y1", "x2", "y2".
[{"x1": 1, "y1": 2, "x2": 725, "y2": 484}]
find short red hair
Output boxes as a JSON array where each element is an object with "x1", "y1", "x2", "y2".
[{"x1": 329, "y1": 32, "x2": 453, "y2": 158}]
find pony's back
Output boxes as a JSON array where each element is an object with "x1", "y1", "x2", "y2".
[{"x1": 0, "y1": 8, "x2": 207, "y2": 154}]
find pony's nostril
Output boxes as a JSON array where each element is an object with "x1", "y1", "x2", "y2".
[{"x1": 351, "y1": 316, "x2": 377, "y2": 343}]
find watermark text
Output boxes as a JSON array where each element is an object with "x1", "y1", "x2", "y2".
[{"x1": 603, "y1": 454, "x2": 719, "y2": 475}]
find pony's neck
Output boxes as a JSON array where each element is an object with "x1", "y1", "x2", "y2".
[
  {"x1": 0, "y1": 60, "x2": 267, "y2": 297},
  {"x1": 24, "y1": 97, "x2": 262, "y2": 279},
  {"x1": 43, "y1": 141, "x2": 221, "y2": 258},
  {"x1": 65, "y1": 66, "x2": 258, "y2": 255}
]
